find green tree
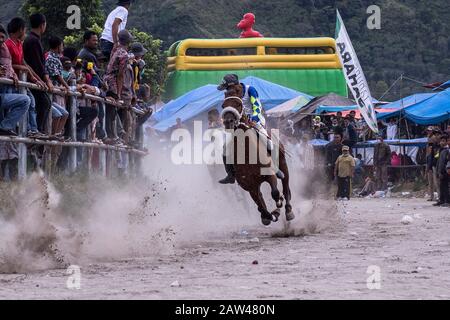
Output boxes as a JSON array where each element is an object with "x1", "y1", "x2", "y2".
[
  {"x1": 21, "y1": 0, "x2": 103, "y2": 42},
  {"x1": 129, "y1": 28, "x2": 167, "y2": 99}
]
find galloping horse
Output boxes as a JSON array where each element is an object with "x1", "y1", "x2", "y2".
[{"x1": 221, "y1": 89, "x2": 295, "y2": 226}]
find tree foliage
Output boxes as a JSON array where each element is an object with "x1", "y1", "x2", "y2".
[{"x1": 20, "y1": 0, "x2": 167, "y2": 99}]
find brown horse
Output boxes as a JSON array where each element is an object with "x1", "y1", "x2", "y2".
[{"x1": 221, "y1": 90, "x2": 295, "y2": 226}]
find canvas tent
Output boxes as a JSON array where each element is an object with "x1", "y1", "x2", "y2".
[
  {"x1": 287, "y1": 93, "x2": 355, "y2": 124},
  {"x1": 378, "y1": 89, "x2": 450, "y2": 125},
  {"x1": 266, "y1": 94, "x2": 313, "y2": 118},
  {"x1": 152, "y1": 76, "x2": 301, "y2": 132}
]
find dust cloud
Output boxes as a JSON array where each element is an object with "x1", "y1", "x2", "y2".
[{"x1": 0, "y1": 143, "x2": 338, "y2": 274}]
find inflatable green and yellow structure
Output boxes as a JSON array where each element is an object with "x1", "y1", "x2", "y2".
[{"x1": 164, "y1": 37, "x2": 347, "y2": 100}]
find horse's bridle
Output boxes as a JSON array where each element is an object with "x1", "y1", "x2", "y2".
[{"x1": 222, "y1": 96, "x2": 244, "y2": 121}]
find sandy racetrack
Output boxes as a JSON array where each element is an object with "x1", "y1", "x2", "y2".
[{"x1": 1, "y1": 194, "x2": 450, "y2": 299}]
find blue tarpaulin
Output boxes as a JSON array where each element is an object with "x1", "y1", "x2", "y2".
[
  {"x1": 377, "y1": 93, "x2": 436, "y2": 120},
  {"x1": 152, "y1": 77, "x2": 301, "y2": 132},
  {"x1": 378, "y1": 89, "x2": 450, "y2": 125},
  {"x1": 310, "y1": 138, "x2": 428, "y2": 148}
]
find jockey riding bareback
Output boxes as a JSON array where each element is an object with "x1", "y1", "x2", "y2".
[{"x1": 217, "y1": 74, "x2": 282, "y2": 184}]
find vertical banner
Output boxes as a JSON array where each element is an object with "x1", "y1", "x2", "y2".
[{"x1": 335, "y1": 10, "x2": 379, "y2": 133}]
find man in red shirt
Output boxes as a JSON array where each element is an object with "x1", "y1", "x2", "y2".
[{"x1": 5, "y1": 17, "x2": 46, "y2": 136}]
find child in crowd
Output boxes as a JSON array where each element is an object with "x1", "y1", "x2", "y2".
[{"x1": 45, "y1": 36, "x2": 69, "y2": 138}]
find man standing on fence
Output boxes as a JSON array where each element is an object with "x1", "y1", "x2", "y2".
[
  {"x1": 434, "y1": 135, "x2": 450, "y2": 207},
  {"x1": 373, "y1": 135, "x2": 391, "y2": 191},
  {"x1": 23, "y1": 13, "x2": 53, "y2": 134},
  {"x1": 103, "y1": 29, "x2": 133, "y2": 146},
  {"x1": 100, "y1": 0, "x2": 132, "y2": 60},
  {"x1": 334, "y1": 145, "x2": 355, "y2": 201}
]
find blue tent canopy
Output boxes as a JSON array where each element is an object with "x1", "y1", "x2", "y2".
[
  {"x1": 377, "y1": 93, "x2": 436, "y2": 120},
  {"x1": 315, "y1": 105, "x2": 358, "y2": 114},
  {"x1": 309, "y1": 138, "x2": 428, "y2": 148},
  {"x1": 152, "y1": 77, "x2": 302, "y2": 132},
  {"x1": 402, "y1": 89, "x2": 450, "y2": 125},
  {"x1": 314, "y1": 97, "x2": 390, "y2": 114}
]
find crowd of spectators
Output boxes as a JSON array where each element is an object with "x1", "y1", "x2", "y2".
[
  {"x1": 274, "y1": 109, "x2": 450, "y2": 205},
  {"x1": 0, "y1": 0, "x2": 153, "y2": 180}
]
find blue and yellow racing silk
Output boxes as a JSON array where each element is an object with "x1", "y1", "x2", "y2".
[{"x1": 242, "y1": 84, "x2": 265, "y2": 127}]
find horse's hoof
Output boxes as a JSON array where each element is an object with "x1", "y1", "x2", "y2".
[
  {"x1": 286, "y1": 211, "x2": 295, "y2": 221},
  {"x1": 271, "y1": 209, "x2": 281, "y2": 222},
  {"x1": 261, "y1": 218, "x2": 272, "y2": 226}
]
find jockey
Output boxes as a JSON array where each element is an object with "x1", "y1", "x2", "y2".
[
  {"x1": 217, "y1": 74, "x2": 267, "y2": 134},
  {"x1": 217, "y1": 74, "x2": 283, "y2": 184}
]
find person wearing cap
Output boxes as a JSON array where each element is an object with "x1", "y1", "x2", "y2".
[
  {"x1": 100, "y1": 0, "x2": 132, "y2": 60},
  {"x1": 103, "y1": 29, "x2": 134, "y2": 145},
  {"x1": 334, "y1": 145, "x2": 356, "y2": 200},
  {"x1": 129, "y1": 42, "x2": 147, "y2": 91},
  {"x1": 373, "y1": 135, "x2": 391, "y2": 191}
]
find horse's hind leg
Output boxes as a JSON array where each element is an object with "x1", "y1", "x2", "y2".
[
  {"x1": 268, "y1": 175, "x2": 283, "y2": 210},
  {"x1": 279, "y1": 147, "x2": 295, "y2": 221},
  {"x1": 249, "y1": 188, "x2": 273, "y2": 226}
]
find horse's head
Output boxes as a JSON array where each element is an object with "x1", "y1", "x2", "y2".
[{"x1": 221, "y1": 86, "x2": 244, "y2": 130}]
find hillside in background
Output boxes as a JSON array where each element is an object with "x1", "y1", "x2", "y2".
[{"x1": 1, "y1": 0, "x2": 450, "y2": 100}]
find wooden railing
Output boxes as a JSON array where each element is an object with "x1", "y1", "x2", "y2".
[{"x1": 0, "y1": 73, "x2": 149, "y2": 180}]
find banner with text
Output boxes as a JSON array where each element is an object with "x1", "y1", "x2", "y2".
[{"x1": 335, "y1": 10, "x2": 379, "y2": 133}]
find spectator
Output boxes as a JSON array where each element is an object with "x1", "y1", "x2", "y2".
[
  {"x1": 23, "y1": 13, "x2": 52, "y2": 133},
  {"x1": 336, "y1": 111, "x2": 345, "y2": 127},
  {"x1": 342, "y1": 116, "x2": 357, "y2": 148},
  {"x1": 104, "y1": 29, "x2": 133, "y2": 145},
  {"x1": 62, "y1": 47, "x2": 79, "y2": 66},
  {"x1": 100, "y1": 0, "x2": 132, "y2": 60},
  {"x1": 330, "y1": 117, "x2": 343, "y2": 136},
  {"x1": 348, "y1": 110, "x2": 357, "y2": 124},
  {"x1": 0, "y1": 23, "x2": 30, "y2": 136},
  {"x1": 359, "y1": 176, "x2": 376, "y2": 197},
  {"x1": 373, "y1": 135, "x2": 391, "y2": 191},
  {"x1": 354, "y1": 153, "x2": 365, "y2": 184},
  {"x1": 325, "y1": 132, "x2": 343, "y2": 181},
  {"x1": 70, "y1": 63, "x2": 99, "y2": 141},
  {"x1": 5, "y1": 17, "x2": 46, "y2": 138},
  {"x1": 434, "y1": 135, "x2": 450, "y2": 207},
  {"x1": 61, "y1": 57, "x2": 75, "y2": 83},
  {"x1": 45, "y1": 36, "x2": 70, "y2": 138},
  {"x1": 334, "y1": 145, "x2": 355, "y2": 200},
  {"x1": 78, "y1": 31, "x2": 100, "y2": 71},
  {"x1": 391, "y1": 151, "x2": 401, "y2": 166},
  {"x1": 386, "y1": 118, "x2": 398, "y2": 140},
  {"x1": 426, "y1": 126, "x2": 439, "y2": 201}
]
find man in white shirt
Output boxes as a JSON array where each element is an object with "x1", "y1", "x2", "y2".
[
  {"x1": 385, "y1": 118, "x2": 398, "y2": 140},
  {"x1": 100, "y1": 0, "x2": 132, "y2": 60}
]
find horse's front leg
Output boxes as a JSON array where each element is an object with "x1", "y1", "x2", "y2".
[{"x1": 249, "y1": 188, "x2": 272, "y2": 226}]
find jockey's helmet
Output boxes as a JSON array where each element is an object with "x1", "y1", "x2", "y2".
[{"x1": 217, "y1": 74, "x2": 239, "y2": 91}]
